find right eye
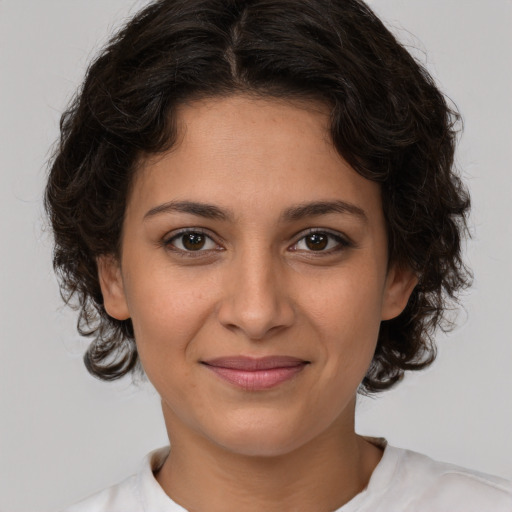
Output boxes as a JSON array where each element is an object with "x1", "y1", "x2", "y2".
[{"x1": 164, "y1": 230, "x2": 219, "y2": 254}]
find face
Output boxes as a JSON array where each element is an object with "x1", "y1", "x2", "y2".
[{"x1": 99, "y1": 95, "x2": 415, "y2": 457}]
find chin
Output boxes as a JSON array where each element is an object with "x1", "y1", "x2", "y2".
[{"x1": 205, "y1": 414, "x2": 320, "y2": 458}]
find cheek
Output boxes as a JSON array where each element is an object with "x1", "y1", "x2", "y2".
[
  {"x1": 124, "y1": 269, "x2": 217, "y2": 366},
  {"x1": 300, "y1": 266, "x2": 384, "y2": 372},
  {"x1": 303, "y1": 266, "x2": 384, "y2": 334}
]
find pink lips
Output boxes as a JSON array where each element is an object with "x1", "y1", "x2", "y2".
[{"x1": 202, "y1": 356, "x2": 309, "y2": 391}]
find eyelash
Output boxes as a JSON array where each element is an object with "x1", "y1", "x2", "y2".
[
  {"x1": 290, "y1": 229, "x2": 352, "y2": 254},
  {"x1": 163, "y1": 228, "x2": 221, "y2": 257},
  {"x1": 162, "y1": 228, "x2": 352, "y2": 258}
]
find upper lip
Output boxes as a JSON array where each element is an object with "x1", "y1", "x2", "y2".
[{"x1": 202, "y1": 356, "x2": 309, "y2": 371}]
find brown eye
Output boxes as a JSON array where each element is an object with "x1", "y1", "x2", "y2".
[
  {"x1": 182, "y1": 233, "x2": 206, "y2": 250},
  {"x1": 291, "y1": 231, "x2": 350, "y2": 253},
  {"x1": 165, "y1": 230, "x2": 218, "y2": 252},
  {"x1": 304, "y1": 233, "x2": 328, "y2": 251}
]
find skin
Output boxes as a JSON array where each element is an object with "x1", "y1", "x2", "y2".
[{"x1": 98, "y1": 94, "x2": 417, "y2": 512}]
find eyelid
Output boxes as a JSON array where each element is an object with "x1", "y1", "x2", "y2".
[
  {"x1": 289, "y1": 228, "x2": 353, "y2": 253},
  {"x1": 162, "y1": 227, "x2": 353, "y2": 257},
  {"x1": 162, "y1": 228, "x2": 224, "y2": 256}
]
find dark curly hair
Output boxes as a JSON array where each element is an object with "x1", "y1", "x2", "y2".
[{"x1": 45, "y1": 0, "x2": 471, "y2": 393}]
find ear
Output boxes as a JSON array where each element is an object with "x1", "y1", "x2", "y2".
[
  {"x1": 381, "y1": 264, "x2": 418, "y2": 321},
  {"x1": 97, "y1": 255, "x2": 130, "y2": 320}
]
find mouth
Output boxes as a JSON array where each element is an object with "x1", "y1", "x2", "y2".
[{"x1": 201, "y1": 356, "x2": 310, "y2": 391}]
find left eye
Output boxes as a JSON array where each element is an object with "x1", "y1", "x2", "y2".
[
  {"x1": 291, "y1": 232, "x2": 347, "y2": 252},
  {"x1": 165, "y1": 231, "x2": 218, "y2": 252}
]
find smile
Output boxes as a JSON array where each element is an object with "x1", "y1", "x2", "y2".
[{"x1": 201, "y1": 356, "x2": 310, "y2": 391}]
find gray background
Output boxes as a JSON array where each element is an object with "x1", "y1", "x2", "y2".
[{"x1": 1, "y1": 1, "x2": 511, "y2": 510}]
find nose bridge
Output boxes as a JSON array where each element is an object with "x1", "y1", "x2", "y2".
[{"x1": 217, "y1": 243, "x2": 295, "y2": 340}]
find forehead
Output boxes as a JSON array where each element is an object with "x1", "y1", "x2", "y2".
[
  {"x1": 140, "y1": 94, "x2": 334, "y2": 176},
  {"x1": 129, "y1": 94, "x2": 382, "y2": 223}
]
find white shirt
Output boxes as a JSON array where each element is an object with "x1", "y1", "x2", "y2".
[{"x1": 62, "y1": 440, "x2": 512, "y2": 512}]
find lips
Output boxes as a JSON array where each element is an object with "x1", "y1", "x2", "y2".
[{"x1": 201, "y1": 356, "x2": 309, "y2": 391}]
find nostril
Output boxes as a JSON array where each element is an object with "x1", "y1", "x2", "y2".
[
  {"x1": 216, "y1": 264, "x2": 296, "y2": 339},
  {"x1": 217, "y1": 300, "x2": 295, "y2": 341}
]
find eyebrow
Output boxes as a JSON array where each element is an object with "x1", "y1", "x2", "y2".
[
  {"x1": 280, "y1": 200, "x2": 367, "y2": 223},
  {"x1": 143, "y1": 199, "x2": 367, "y2": 223},
  {"x1": 144, "y1": 201, "x2": 233, "y2": 221}
]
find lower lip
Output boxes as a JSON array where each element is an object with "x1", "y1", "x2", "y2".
[{"x1": 204, "y1": 364, "x2": 307, "y2": 391}]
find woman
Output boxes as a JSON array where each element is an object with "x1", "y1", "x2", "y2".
[{"x1": 46, "y1": 0, "x2": 512, "y2": 510}]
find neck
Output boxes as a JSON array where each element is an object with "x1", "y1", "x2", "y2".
[{"x1": 155, "y1": 400, "x2": 382, "y2": 512}]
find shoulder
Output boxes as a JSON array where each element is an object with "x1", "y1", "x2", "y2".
[
  {"x1": 387, "y1": 446, "x2": 512, "y2": 512},
  {"x1": 60, "y1": 446, "x2": 176, "y2": 512},
  {"x1": 60, "y1": 474, "x2": 140, "y2": 512}
]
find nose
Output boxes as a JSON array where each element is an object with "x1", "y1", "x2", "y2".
[{"x1": 216, "y1": 249, "x2": 296, "y2": 341}]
